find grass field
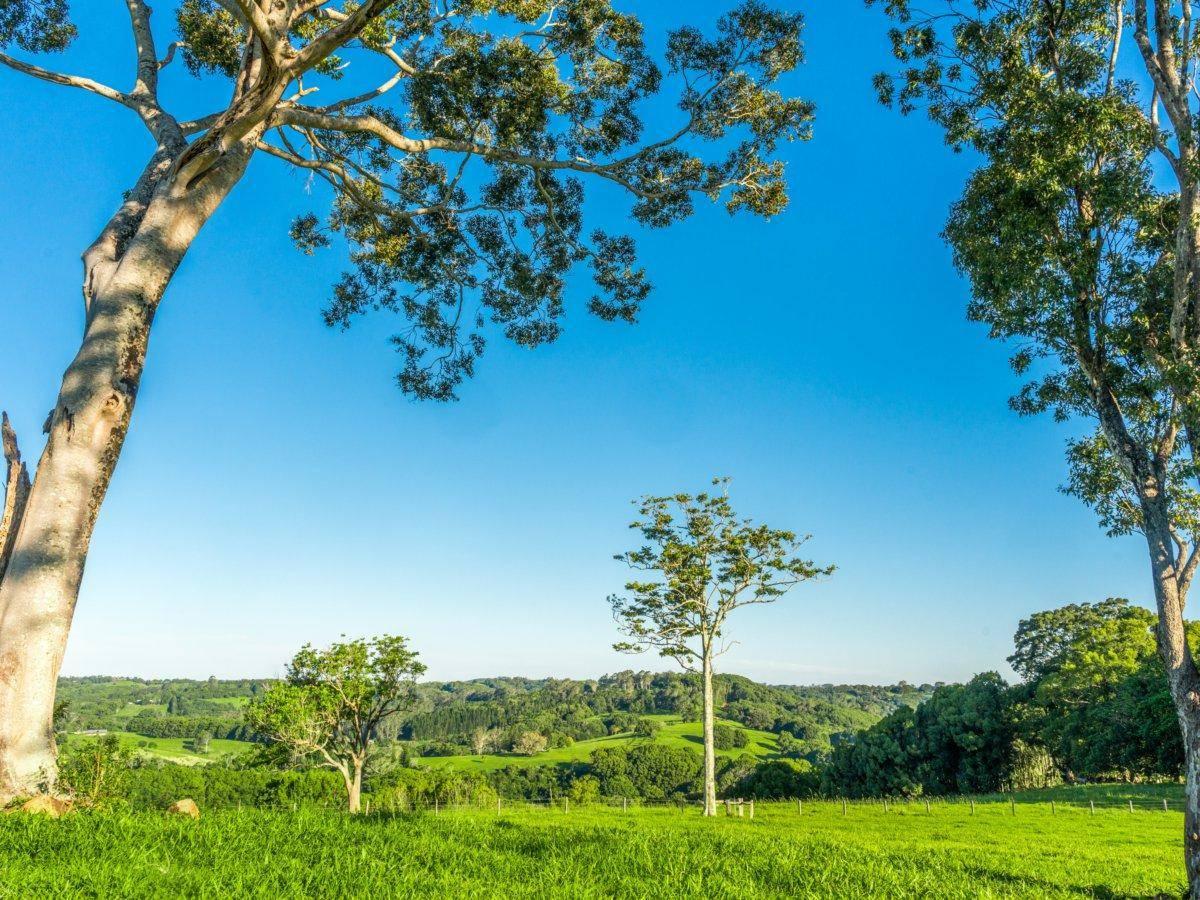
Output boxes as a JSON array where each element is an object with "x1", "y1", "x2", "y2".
[
  {"x1": 61, "y1": 731, "x2": 253, "y2": 765},
  {"x1": 416, "y1": 715, "x2": 779, "y2": 773},
  {"x1": 0, "y1": 791, "x2": 1185, "y2": 898}
]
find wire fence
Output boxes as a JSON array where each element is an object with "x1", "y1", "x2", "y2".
[{"x1": 353, "y1": 793, "x2": 1187, "y2": 818}]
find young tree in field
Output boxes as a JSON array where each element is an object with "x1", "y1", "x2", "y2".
[
  {"x1": 245, "y1": 634, "x2": 425, "y2": 813},
  {"x1": 469, "y1": 727, "x2": 492, "y2": 757},
  {"x1": 868, "y1": 0, "x2": 1200, "y2": 889},
  {"x1": 512, "y1": 731, "x2": 547, "y2": 756},
  {"x1": 0, "y1": 1, "x2": 815, "y2": 800},
  {"x1": 609, "y1": 480, "x2": 832, "y2": 816}
]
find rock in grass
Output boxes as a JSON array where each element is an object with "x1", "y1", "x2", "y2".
[
  {"x1": 167, "y1": 799, "x2": 200, "y2": 820},
  {"x1": 19, "y1": 796, "x2": 71, "y2": 818}
]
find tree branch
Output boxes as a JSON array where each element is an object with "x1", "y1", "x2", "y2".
[
  {"x1": 0, "y1": 413, "x2": 31, "y2": 586},
  {"x1": 125, "y1": 0, "x2": 160, "y2": 100},
  {"x1": 292, "y1": 0, "x2": 397, "y2": 75},
  {"x1": 0, "y1": 51, "x2": 136, "y2": 109},
  {"x1": 273, "y1": 106, "x2": 661, "y2": 199},
  {"x1": 217, "y1": 0, "x2": 283, "y2": 60}
]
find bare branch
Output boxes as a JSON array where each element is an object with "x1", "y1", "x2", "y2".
[
  {"x1": 125, "y1": 0, "x2": 160, "y2": 99},
  {"x1": 217, "y1": 0, "x2": 283, "y2": 59},
  {"x1": 0, "y1": 51, "x2": 136, "y2": 109},
  {"x1": 0, "y1": 412, "x2": 31, "y2": 585}
]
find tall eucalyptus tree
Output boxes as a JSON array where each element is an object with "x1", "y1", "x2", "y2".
[
  {"x1": 0, "y1": 0, "x2": 814, "y2": 799},
  {"x1": 870, "y1": 0, "x2": 1200, "y2": 891},
  {"x1": 609, "y1": 480, "x2": 832, "y2": 816}
]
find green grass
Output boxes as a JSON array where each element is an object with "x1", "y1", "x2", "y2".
[
  {"x1": 0, "y1": 792, "x2": 1184, "y2": 898},
  {"x1": 62, "y1": 731, "x2": 252, "y2": 765},
  {"x1": 417, "y1": 715, "x2": 779, "y2": 773}
]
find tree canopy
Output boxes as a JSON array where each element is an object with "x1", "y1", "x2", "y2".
[
  {"x1": 610, "y1": 479, "x2": 833, "y2": 667},
  {"x1": 2, "y1": 0, "x2": 815, "y2": 399}
]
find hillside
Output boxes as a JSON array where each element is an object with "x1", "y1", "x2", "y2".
[{"x1": 56, "y1": 671, "x2": 932, "y2": 766}]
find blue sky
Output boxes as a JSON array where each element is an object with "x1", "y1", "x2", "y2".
[{"x1": 0, "y1": 3, "x2": 1149, "y2": 684}]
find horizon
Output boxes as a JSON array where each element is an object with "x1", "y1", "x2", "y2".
[{"x1": 0, "y1": 1, "x2": 1151, "y2": 687}]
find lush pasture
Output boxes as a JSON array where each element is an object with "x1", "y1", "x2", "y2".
[
  {"x1": 61, "y1": 731, "x2": 252, "y2": 764},
  {"x1": 0, "y1": 792, "x2": 1183, "y2": 898},
  {"x1": 417, "y1": 714, "x2": 779, "y2": 773}
]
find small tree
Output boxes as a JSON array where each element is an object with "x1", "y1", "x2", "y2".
[
  {"x1": 634, "y1": 717, "x2": 662, "y2": 740},
  {"x1": 469, "y1": 727, "x2": 494, "y2": 756},
  {"x1": 245, "y1": 634, "x2": 425, "y2": 813},
  {"x1": 609, "y1": 479, "x2": 832, "y2": 816},
  {"x1": 191, "y1": 728, "x2": 213, "y2": 755},
  {"x1": 512, "y1": 731, "x2": 548, "y2": 756}
]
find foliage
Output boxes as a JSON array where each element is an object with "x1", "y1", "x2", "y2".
[
  {"x1": 512, "y1": 731, "x2": 548, "y2": 756},
  {"x1": 590, "y1": 744, "x2": 702, "y2": 800},
  {"x1": 245, "y1": 635, "x2": 425, "y2": 809},
  {"x1": 823, "y1": 673, "x2": 1017, "y2": 798},
  {"x1": 56, "y1": 735, "x2": 130, "y2": 806},
  {"x1": 567, "y1": 774, "x2": 602, "y2": 805},
  {"x1": 611, "y1": 480, "x2": 833, "y2": 668},
  {"x1": 633, "y1": 717, "x2": 662, "y2": 740},
  {"x1": 4, "y1": 2, "x2": 818, "y2": 400},
  {"x1": 732, "y1": 758, "x2": 820, "y2": 799}
]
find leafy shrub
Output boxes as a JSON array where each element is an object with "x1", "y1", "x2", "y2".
[
  {"x1": 57, "y1": 735, "x2": 131, "y2": 806},
  {"x1": 567, "y1": 775, "x2": 602, "y2": 805}
]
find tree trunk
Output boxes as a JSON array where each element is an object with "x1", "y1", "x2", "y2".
[
  {"x1": 0, "y1": 145, "x2": 253, "y2": 801},
  {"x1": 346, "y1": 761, "x2": 364, "y2": 814},
  {"x1": 702, "y1": 650, "x2": 717, "y2": 817},
  {"x1": 1141, "y1": 493, "x2": 1200, "y2": 897}
]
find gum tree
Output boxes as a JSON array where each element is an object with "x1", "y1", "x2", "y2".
[
  {"x1": 245, "y1": 634, "x2": 425, "y2": 813},
  {"x1": 609, "y1": 480, "x2": 832, "y2": 816},
  {"x1": 0, "y1": 0, "x2": 814, "y2": 800},
  {"x1": 869, "y1": 0, "x2": 1200, "y2": 890}
]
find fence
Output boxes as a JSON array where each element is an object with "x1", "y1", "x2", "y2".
[{"x1": 353, "y1": 793, "x2": 1186, "y2": 818}]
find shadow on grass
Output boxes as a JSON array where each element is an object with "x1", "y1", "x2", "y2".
[{"x1": 963, "y1": 864, "x2": 1178, "y2": 900}]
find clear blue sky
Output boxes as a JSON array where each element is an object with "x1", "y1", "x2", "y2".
[{"x1": 0, "y1": 3, "x2": 1149, "y2": 684}]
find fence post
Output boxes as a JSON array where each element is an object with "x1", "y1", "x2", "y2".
[
  {"x1": 724, "y1": 798, "x2": 730, "y2": 816},
  {"x1": 842, "y1": 798, "x2": 847, "y2": 816},
  {"x1": 624, "y1": 797, "x2": 628, "y2": 812},
  {"x1": 1165, "y1": 798, "x2": 1170, "y2": 812},
  {"x1": 435, "y1": 798, "x2": 439, "y2": 815},
  {"x1": 1051, "y1": 800, "x2": 1055, "y2": 814},
  {"x1": 365, "y1": 799, "x2": 371, "y2": 816},
  {"x1": 1089, "y1": 800, "x2": 1095, "y2": 816},
  {"x1": 1010, "y1": 795, "x2": 1016, "y2": 815},
  {"x1": 749, "y1": 800, "x2": 755, "y2": 819},
  {"x1": 738, "y1": 799, "x2": 745, "y2": 818},
  {"x1": 565, "y1": 798, "x2": 570, "y2": 814},
  {"x1": 1129, "y1": 800, "x2": 1134, "y2": 814},
  {"x1": 924, "y1": 799, "x2": 930, "y2": 814},
  {"x1": 969, "y1": 798, "x2": 974, "y2": 815}
]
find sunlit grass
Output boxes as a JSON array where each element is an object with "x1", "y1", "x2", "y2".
[{"x1": 0, "y1": 793, "x2": 1183, "y2": 898}]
